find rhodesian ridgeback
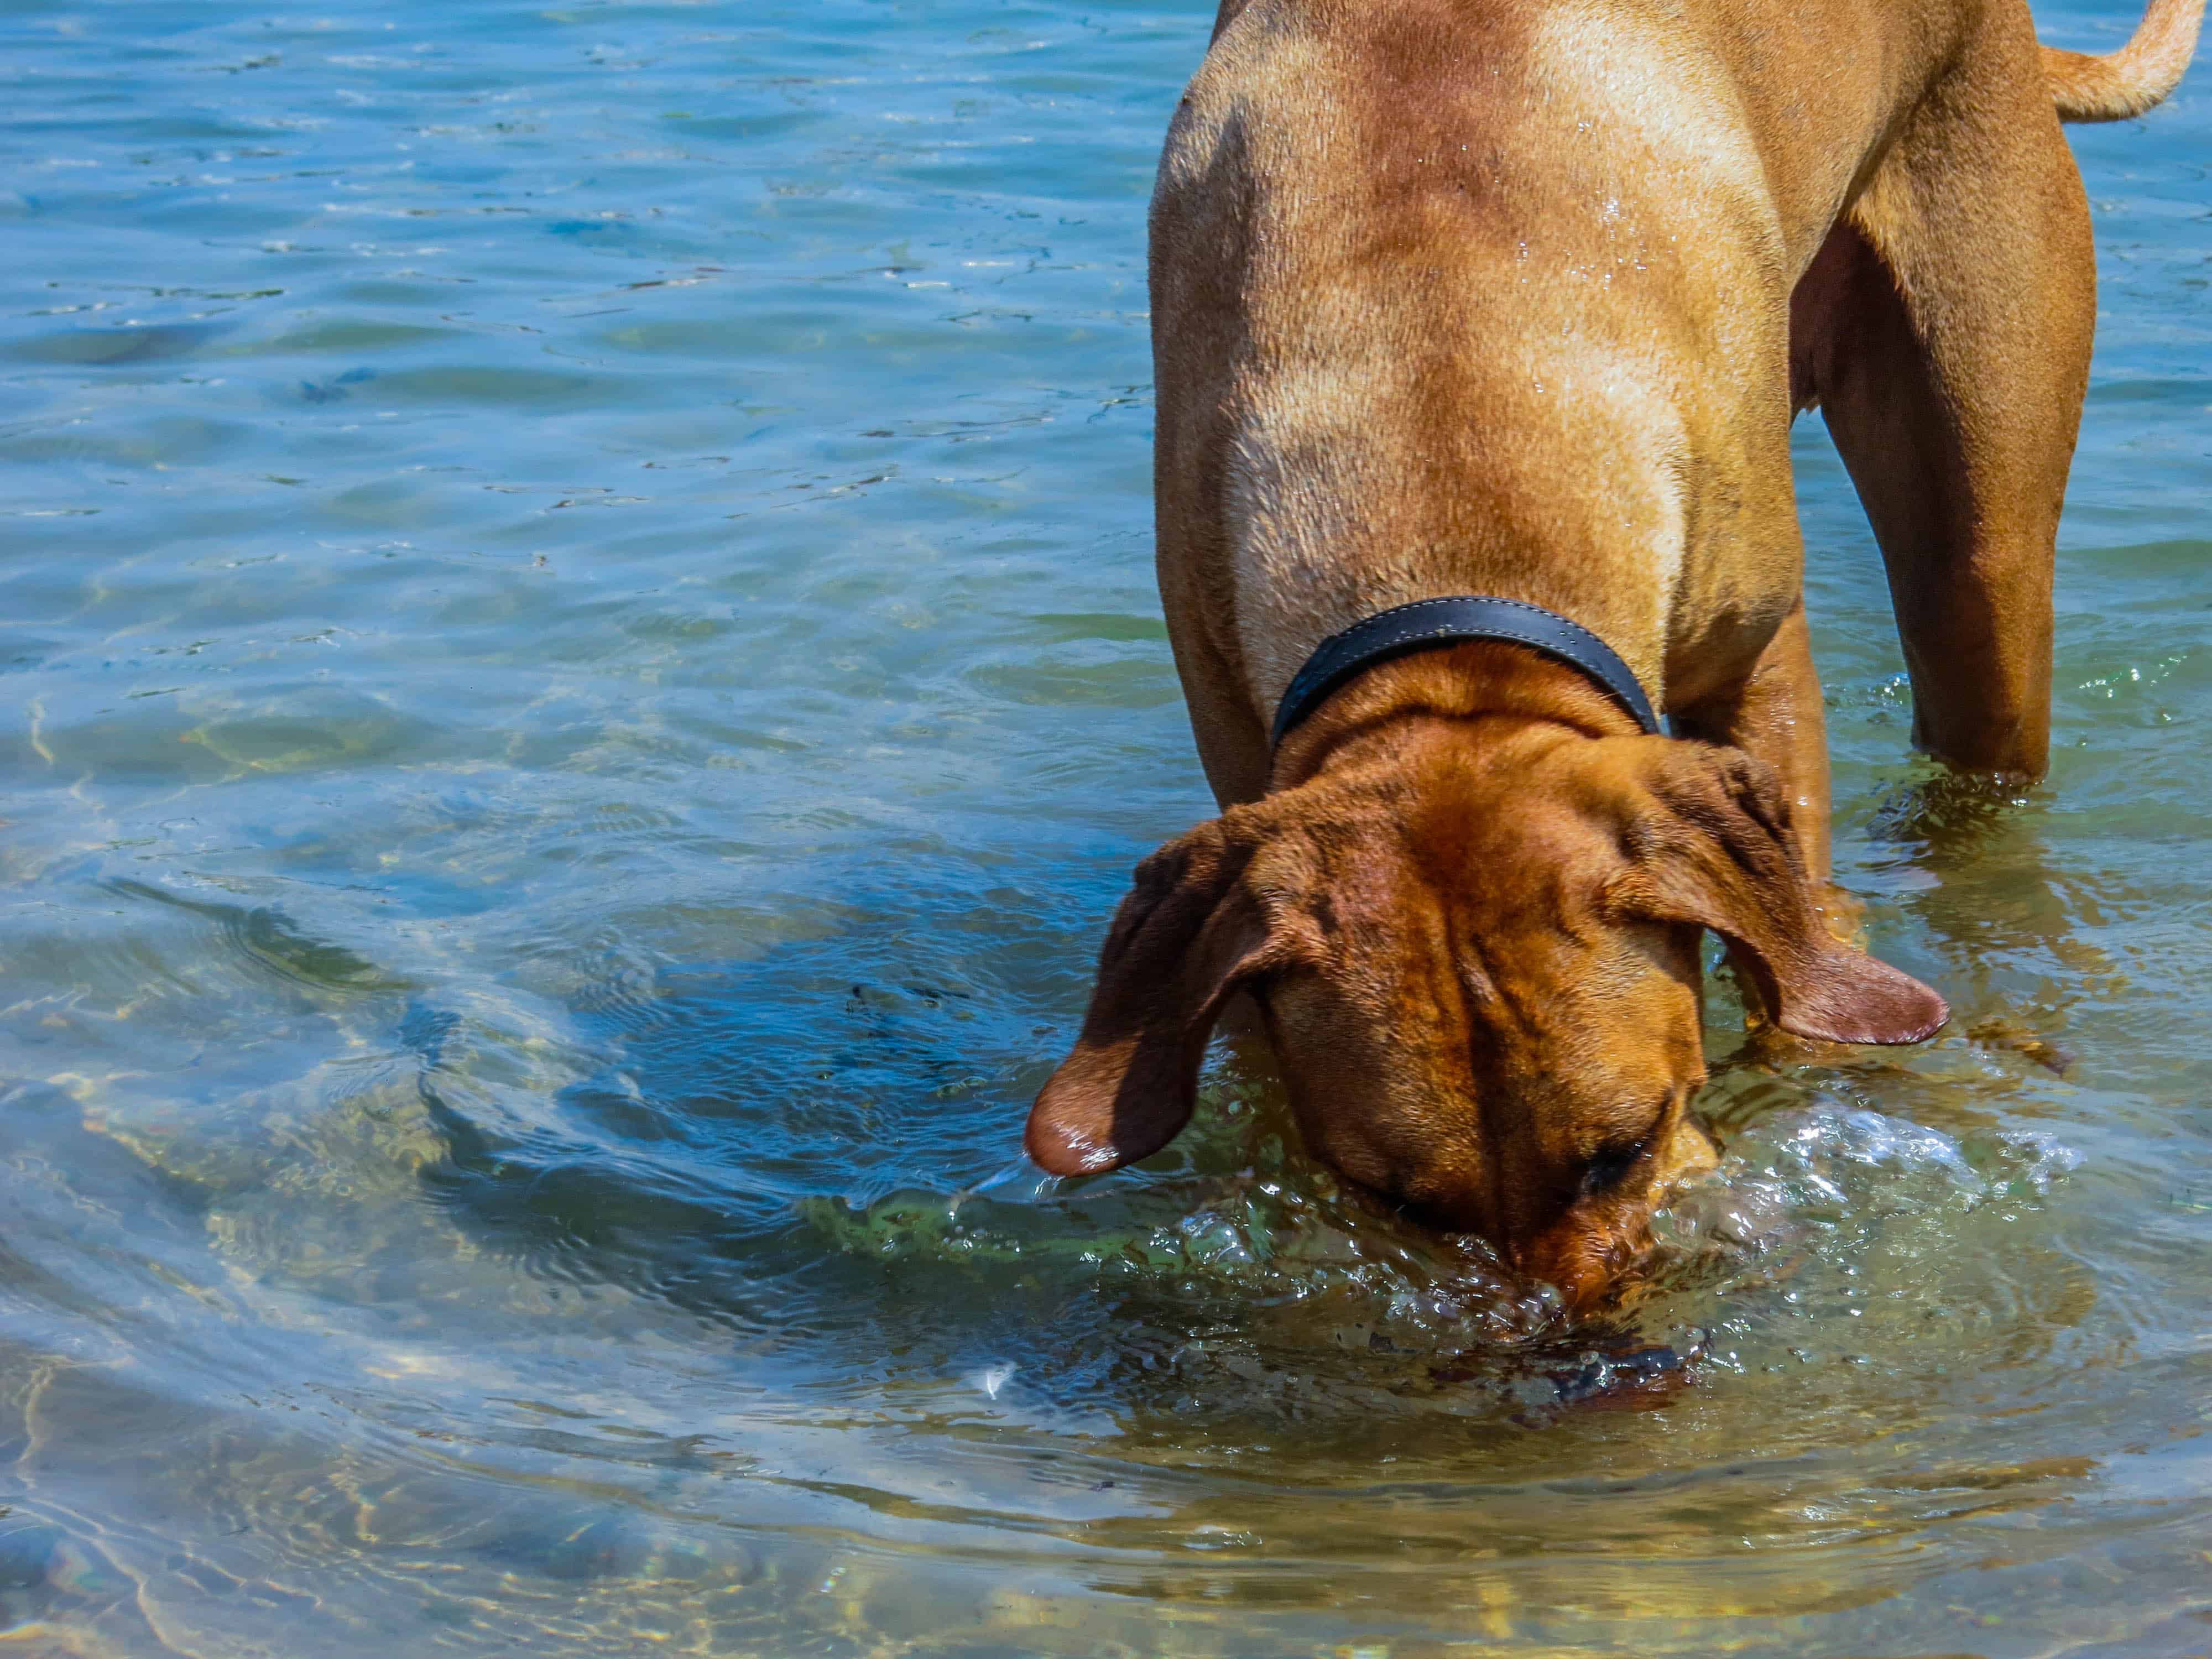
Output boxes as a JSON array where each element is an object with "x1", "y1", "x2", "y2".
[{"x1": 1029, "y1": 0, "x2": 2203, "y2": 1307}]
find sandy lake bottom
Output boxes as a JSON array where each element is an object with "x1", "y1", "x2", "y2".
[{"x1": 4, "y1": 1, "x2": 2212, "y2": 1653}]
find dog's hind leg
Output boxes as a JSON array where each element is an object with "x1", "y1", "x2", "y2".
[{"x1": 1795, "y1": 29, "x2": 2097, "y2": 781}]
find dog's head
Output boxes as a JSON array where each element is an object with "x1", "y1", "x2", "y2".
[{"x1": 1026, "y1": 728, "x2": 1945, "y2": 1308}]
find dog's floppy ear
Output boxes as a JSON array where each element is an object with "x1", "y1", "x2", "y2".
[
  {"x1": 1606, "y1": 744, "x2": 1948, "y2": 1045},
  {"x1": 1027, "y1": 810, "x2": 1311, "y2": 1176}
]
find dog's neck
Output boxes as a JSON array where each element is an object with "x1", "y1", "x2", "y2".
[{"x1": 1267, "y1": 640, "x2": 1654, "y2": 794}]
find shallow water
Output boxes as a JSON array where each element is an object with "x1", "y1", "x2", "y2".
[{"x1": 3, "y1": 1, "x2": 2211, "y2": 1653}]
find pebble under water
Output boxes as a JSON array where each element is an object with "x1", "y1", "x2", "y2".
[{"x1": 4, "y1": 1, "x2": 2212, "y2": 1653}]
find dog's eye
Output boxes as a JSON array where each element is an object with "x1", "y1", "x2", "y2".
[{"x1": 1579, "y1": 1136, "x2": 1650, "y2": 1198}]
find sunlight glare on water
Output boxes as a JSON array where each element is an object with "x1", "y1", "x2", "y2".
[{"x1": 3, "y1": 0, "x2": 2211, "y2": 1653}]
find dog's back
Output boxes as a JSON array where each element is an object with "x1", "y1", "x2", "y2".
[
  {"x1": 1148, "y1": 0, "x2": 2198, "y2": 804},
  {"x1": 1153, "y1": 0, "x2": 1906, "y2": 731}
]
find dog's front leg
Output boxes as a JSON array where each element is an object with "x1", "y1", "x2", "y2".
[{"x1": 1678, "y1": 599, "x2": 1834, "y2": 886}]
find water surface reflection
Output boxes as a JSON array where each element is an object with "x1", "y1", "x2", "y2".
[{"x1": 4, "y1": 0, "x2": 2212, "y2": 1652}]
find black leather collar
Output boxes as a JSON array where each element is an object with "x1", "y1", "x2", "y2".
[{"x1": 1270, "y1": 596, "x2": 1662, "y2": 750}]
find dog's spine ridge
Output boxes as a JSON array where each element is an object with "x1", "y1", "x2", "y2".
[{"x1": 2044, "y1": 0, "x2": 2205, "y2": 121}]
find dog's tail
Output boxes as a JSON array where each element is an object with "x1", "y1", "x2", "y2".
[{"x1": 2044, "y1": 0, "x2": 2204, "y2": 121}]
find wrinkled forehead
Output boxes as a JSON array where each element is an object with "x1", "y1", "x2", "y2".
[{"x1": 1314, "y1": 851, "x2": 1704, "y2": 1077}]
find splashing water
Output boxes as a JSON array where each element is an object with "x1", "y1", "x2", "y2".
[{"x1": 4, "y1": 0, "x2": 2211, "y2": 1651}]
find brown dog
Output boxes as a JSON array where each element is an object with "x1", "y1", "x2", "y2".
[{"x1": 1029, "y1": 0, "x2": 2204, "y2": 1307}]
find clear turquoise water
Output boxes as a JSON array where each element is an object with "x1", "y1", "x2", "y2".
[{"x1": 3, "y1": 2, "x2": 2210, "y2": 1653}]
